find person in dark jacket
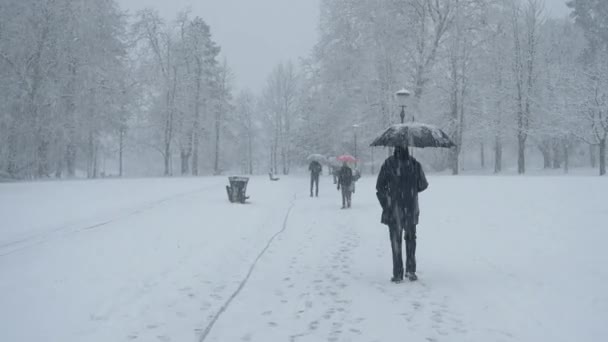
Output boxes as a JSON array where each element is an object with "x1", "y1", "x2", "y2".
[
  {"x1": 376, "y1": 146, "x2": 428, "y2": 282},
  {"x1": 337, "y1": 162, "x2": 354, "y2": 209},
  {"x1": 309, "y1": 160, "x2": 323, "y2": 197}
]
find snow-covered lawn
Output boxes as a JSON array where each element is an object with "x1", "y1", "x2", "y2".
[{"x1": 1, "y1": 175, "x2": 606, "y2": 342}]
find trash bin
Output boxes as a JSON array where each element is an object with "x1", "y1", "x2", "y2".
[{"x1": 226, "y1": 176, "x2": 250, "y2": 203}]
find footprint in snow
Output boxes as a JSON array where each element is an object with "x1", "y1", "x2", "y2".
[
  {"x1": 308, "y1": 320, "x2": 320, "y2": 331},
  {"x1": 412, "y1": 301, "x2": 422, "y2": 310}
]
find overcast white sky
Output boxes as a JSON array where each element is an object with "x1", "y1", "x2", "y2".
[
  {"x1": 118, "y1": 0, "x2": 320, "y2": 93},
  {"x1": 117, "y1": 0, "x2": 570, "y2": 93}
]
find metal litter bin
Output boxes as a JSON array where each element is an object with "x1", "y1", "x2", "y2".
[{"x1": 226, "y1": 176, "x2": 250, "y2": 203}]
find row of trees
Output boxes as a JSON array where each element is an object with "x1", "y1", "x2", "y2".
[
  {"x1": 291, "y1": 0, "x2": 607, "y2": 175},
  {"x1": 0, "y1": 0, "x2": 127, "y2": 178},
  {"x1": 248, "y1": 0, "x2": 607, "y2": 176},
  {"x1": 1, "y1": 0, "x2": 606, "y2": 178},
  {"x1": 0, "y1": 0, "x2": 235, "y2": 179}
]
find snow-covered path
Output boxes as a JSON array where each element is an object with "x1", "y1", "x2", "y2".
[{"x1": 1, "y1": 175, "x2": 607, "y2": 342}]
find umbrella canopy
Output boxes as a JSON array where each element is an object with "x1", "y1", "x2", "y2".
[
  {"x1": 326, "y1": 157, "x2": 342, "y2": 168},
  {"x1": 306, "y1": 154, "x2": 327, "y2": 164},
  {"x1": 337, "y1": 154, "x2": 357, "y2": 163},
  {"x1": 370, "y1": 123, "x2": 455, "y2": 148}
]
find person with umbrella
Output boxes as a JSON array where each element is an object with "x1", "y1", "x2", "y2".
[
  {"x1": 376, "y1": 146, "x2": 427, "y2": 282},
  {"x1": 308, "y1": 159, "x2": 323, "y2": 197},
  {"x1": 372, "y1": 122, "x2": 454, "y2": 283}
]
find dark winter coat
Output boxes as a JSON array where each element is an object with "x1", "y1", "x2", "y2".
[
  {"x1": 376, "y1": 149, "x2": 428, "y2": 226},
  {"x1": 337, "y1": 165, "x2": 353, "y2": 188},
  {"x1": 309, "y1": 161, "x2": 322, "y2": 177}
]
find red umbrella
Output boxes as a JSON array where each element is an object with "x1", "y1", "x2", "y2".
[{"x1": 337, "y1": 154, "x2": 356, "y2": 163}]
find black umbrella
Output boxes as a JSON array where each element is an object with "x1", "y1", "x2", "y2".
[{"x1": 370, "y1": 123, "x2": 455, "y2": 148}]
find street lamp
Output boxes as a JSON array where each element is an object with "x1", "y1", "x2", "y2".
[
  {"x1": 352, "y1": 123, "x2": 360, "y2": 166},
  {"x1": 396, "y1": 88, "x2": 411, "y2": 123}
]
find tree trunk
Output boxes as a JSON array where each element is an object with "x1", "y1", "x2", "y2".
[
  {"x1": 163, "y1": 141, "x2": 171, "y2": 177},
  {"x1": 214, "y1": 93, "x2": 222, "y2": 175},
  {"x1": 65, "y1": 59, "x2": 78, "y2": 178},
  {"x1": 450, "y1": 149, "x2": 459, "y2": 175},
  {"x1": 66, "y1": 142, "x2": 76, "y2": 177},
  {"x1": 7, "y1": 128, "x2": 18, "y2": 177},
  {"x1": 93, "y1": 143, "x2": 98, "y2": 179},
  {"x1": 192, "y1": 133, "x2": 199, "y2": 176},
  {"x1": 192, "y1": 69, "x2": 202, "y2": 176},
  {"x1": 54, "y1": 145, "x2": 63, "y2": 179},
  {"x1": 563, "y1": 142, "x2": 569, "y2": 174},
  {"x1": 281, "y1": 146, "x2": 287, "y2": 175},
  {"x1": 590, "y1": 144, "x2": 597, "y2": 168},
  {"x1": 494, "y1": 135, "x2": 502, "y2": 173},
  {"x1": 600, "y1": 138, "x2": 606, "y2": 176},
  {"x1": 214, "y1": 116, "x2": 221, "y2": 175},
  {"x1": 273, "y1": 142, "x2": 278, "y2": 175},
  {"x1": 540, "y1": 145, "x2": 551, "y2": 169},
  {"x1": 248, "y1": 133, "x2": 253, "y2": 175},
  {"x1": 118, "y1": 127, "x2": 125, "y2": 177},
  {"x1": 163, "y1": 90, "x2": 173, "y2": 177},
  {"x1": 269, "y1": 145, "x2": 274, "y2": 174},
  {"x1": 180, "y1": 150, "x2": 191, "y2": 175},
  {"x1": 87, "y1": 132, "x2": 94, "y2": 178},
  {"x1": 36, "y1": 127, "x2": 50, "y2": 178},
  {"x1": 272, "y1": 126, "x2": 279, "y2": 174},
  {"x1": 29, "y1": 23, "x2": 48, "y2": 179},
  {"x1": 163, "y1": 66, "x2": 178, "y2": 177},
  {"x1": 480, "y1": 142, "x2": 485, "y2": 168},
  {"x1": 552, "y1": 142, "x2": 561, "y2": 169},
  {"x1": 518, "y1": 135, "x2": 526, "y2": 174}
]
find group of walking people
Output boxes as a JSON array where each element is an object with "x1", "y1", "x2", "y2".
[
  {"x1": 308, "y1": 146, "x2": 428, "y2": 282},
  {"x1": 309, "y1": 160, "x2": 359, "y2": 209}
]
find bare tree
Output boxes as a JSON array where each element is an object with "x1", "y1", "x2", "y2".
[
  {"x1": 134, "y1": 9, "x2": 179, "y2": 176},
  {"x1": 510, "y1": 0, "x2": 544, "y2": 174},
  {"x1": 212, "y1": 58, "x2": 233, "y2": 175},
  {"x1": 406, "y1": 0, "x2": 456, "y2": 118},
  {"x1": 262, "y1": 62, "x2": 299, "y2": 175}
]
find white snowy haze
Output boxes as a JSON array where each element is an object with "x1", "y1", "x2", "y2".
[
  {"x1": 1, "y1": 1, "x2": 608, "y2": 342},
  {"x1": 116, "y1": 0, "x2": 568, "y2": 91},
  {"x1": 0, "y1": 0, "x2": 606, "y2": 179},
  {"x1": 117, "y1": 0, "x2": 320, "y2": 92}
]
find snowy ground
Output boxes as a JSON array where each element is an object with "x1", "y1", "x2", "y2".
[{"x1": 1, "y1": 175, "x2": 607, "y2": 342}]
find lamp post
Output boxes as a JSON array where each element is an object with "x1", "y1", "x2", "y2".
[
  {"x1": 396, "y1": 88, "x2": 413, "y2": 156},
  {"x1": 396, "y1": 88, "x2": 411, "y2": 123},
  {"x1": 352, "y1": 123, "x2": 360, "y2": 167}
]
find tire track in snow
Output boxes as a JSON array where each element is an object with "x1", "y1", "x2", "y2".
[
  {"x1": 198, "y1": 196, "x2": 297, "y2": 342},
  {"x1": 0, "y1": 185, "x2": 215, "y2": 257}
]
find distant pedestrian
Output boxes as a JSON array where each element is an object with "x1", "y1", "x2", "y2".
[
  {"x1": 337, "y1": 162, "x2": 354, "y2": 209},
  {"x1": 376, "y1": 146, "x2": 428, "y2": 283},
  {"x1": 309, "y1": 160, "x2": 322, "y2": 197},
  {"x1": 331, "y1": 165, "x2": 340, "y2": 184}
]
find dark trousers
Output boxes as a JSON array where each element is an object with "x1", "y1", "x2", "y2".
[
  {"x1": 341, "y1": 187, "x2": 352, "y2": 207},
  {"x1": 310, "y1": 175, "x2": 319, "y2": 196},
  {"x1": 388, "y1": 221, "x2": 417, "y2": 279}
]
